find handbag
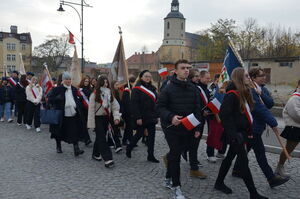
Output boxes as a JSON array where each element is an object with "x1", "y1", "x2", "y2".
[{"x1": 40, "y1": 108, "x2": 63, "y2": 125}]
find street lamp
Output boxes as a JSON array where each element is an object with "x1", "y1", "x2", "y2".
[{"x1": 57, "y1": 0, "x2": 92, "y2": 74}]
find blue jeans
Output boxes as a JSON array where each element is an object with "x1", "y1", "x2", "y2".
[{"x1": 0, "y1": 102, "x2": 12, "y2": 120}]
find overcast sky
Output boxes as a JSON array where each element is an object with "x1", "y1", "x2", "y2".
[{"x1": 0, "y1": 0, "x2": 299, "y2": 63}]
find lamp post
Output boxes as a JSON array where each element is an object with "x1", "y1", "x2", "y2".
[{"x1": 57, "y1": 0, "x2": 92, "y2": 73}]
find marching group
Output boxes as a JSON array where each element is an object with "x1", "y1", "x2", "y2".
[{"x1": 1, "y1": 59, "x2": 300, "y2": 199}]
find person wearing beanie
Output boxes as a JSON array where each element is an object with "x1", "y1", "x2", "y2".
[
  {"x1": 47, "y1": 72, "x2": 86, "y2": 157},
  {"x1": 25, "y1": 76, "x2": 42, "y2": 132},
  {"x1": 126, "y1": 70, "x2": 160, "y2": 163}
]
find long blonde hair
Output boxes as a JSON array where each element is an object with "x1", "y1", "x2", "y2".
[{"x1": 231, "y1": 68, "x2": 254, "y2": 112}]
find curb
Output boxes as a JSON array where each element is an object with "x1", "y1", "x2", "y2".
[{"x1": 156, "y1": 126, "x2": 300, "y2": 157}]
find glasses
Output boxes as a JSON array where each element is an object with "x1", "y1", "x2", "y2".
[
  {"x1": 180, "y1": 66, "x2": 191, "y2": 70},
  {"x1": 143, "y1": 75, "x2": 152, "y2": 78}
]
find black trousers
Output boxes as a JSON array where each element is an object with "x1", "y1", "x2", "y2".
[
  {"x1": 188, "y1": 135, "x2": 201, "y2": 170},
  {"x1": 107, "y1": 116, "x2": 121, "y2": 148},
  {"x1": 165, "y1": 132, "x2": 189, "y2": 187},
  {"x1": 82, "y1": 109, "x2": 91, "y2": 143},
  {"x1": 233, "y1": 133, "x2": 275, "y2": 180},
  {"x1": 128, "y1": 123, "x2": 156, "y2": 156},
  {"x1": 92, "y1": 116, "x2": 113, "y2": 161},
  {"x1": 122, "y1": 118, "x2": 133, "y2": 143},
  {"x1": 16, "y1": 101, "x2": 26, "y2": 124},
  {"x1": 215, "y1": 143, "x2": 258, "y2": 195},
  {"x1": 25, "y1": 101, "x2": 41, "y2": 128}
]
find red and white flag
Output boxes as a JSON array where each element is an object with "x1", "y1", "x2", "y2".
[
  {"x1": 68, "y1": 30, "x2": 75, "y2": 44},
  {"x1": 292, "y1": 92, "x2": 300, "y2": 97},
  {"x1": 158, "y1": 68, "x2": 168, "y2": 77},
  {"x1": 41, "y1": 66, "x2": 53, "y2": 95},
  {"x1": 7, "y1": 77, "x2": 17, "y2": 86},
  {"x1": 181, "y1": 113, "x2": 200, "y2": 131},
  {"x1": 207, "y1": 98, "x2": 221, "y2": 114}
]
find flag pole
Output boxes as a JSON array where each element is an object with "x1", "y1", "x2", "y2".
[{"x1": 43, "y1": 63, "x2": 53, "y2": 84}]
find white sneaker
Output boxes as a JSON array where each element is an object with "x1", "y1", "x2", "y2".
[
  {"x1": 164, "y1": 178, "x2": 173, "y2": 190},
  {"x1": 36, "y1": 127, "x2": 41, "y2": 132},
  {"x1": 7, "y1": 118, "x2": 13, "y2": 123},
  {"x1": 115, "y1": 147, "x2": 122, "y2": 153},
  {"x1": 216, "y1": 152, "x2": 225, "y2": 159},
  {"x1": 207, "y1": 156, "x2": 217, "y2": 163},
  {"x1": 17, "y1": 123, "x2": 22, "y2": 126},
  {"x1": 26, "y1": 124, "x2": 32, "y2": 130},
  {"x1": 0, "y1": 118, "x2": 4, "y2": 122},
  {"x1": 174, "y1": 186, "x2": 185, "y2": 199}
]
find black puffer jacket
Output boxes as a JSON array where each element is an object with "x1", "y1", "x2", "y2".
[
  {"x1": 220, "y1": 82, "x2": 252, "y2": 144},
  {"x1": 131, "y1": 81, "x2": 158, "y2": 127},
  {"x1": 156, "y1": 76, "x2": 202, "y2": 135}
]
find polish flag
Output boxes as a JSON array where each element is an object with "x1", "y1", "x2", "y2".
[
  {"x1": 41, "y1": 68, "x2": 53, "y2": 95},
  {"x1": 7, "y1": 77, "x2": 17, "y2": 86},
  {"x1": 68, "y1": 30, "x2": 75, "y2": 44},
  {"x1": 207, "y1": 98, "x2": 221, "y2": 114},
  {"x1": 181, "y1": 113, "x2": 200, "y2": 131},
  {"x1": 158, "y1": 68, "x2": 168, "y2": 77}
]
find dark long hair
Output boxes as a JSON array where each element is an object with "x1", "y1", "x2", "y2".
[
  {"x1": 78, "y1": 76, "x2": 91, "y2": 89},
  {"x1": 95, "y1": 76, "x2": 114, "y2": 102},
  {"x1": 231, "y1": 68, "x2": 254, "y2": 112},
  {"x1": 20, "y1": 75, "x2": 29, "y2": 87}
]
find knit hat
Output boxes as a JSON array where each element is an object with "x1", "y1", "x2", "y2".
[
  {"x1": 62, "y1": 72, "x2": 72, "y2": 80},
  {"x1": 139, "y1": 70, "x2": 150, "y2": 78}
]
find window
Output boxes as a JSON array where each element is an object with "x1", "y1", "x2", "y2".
[
  {"x1": 22, "y1": 44, "x2": 26, "y2": 50},
  {"x1": 252, "y1": 63, "x2": 259, "y2": 66},
  {"x1": 7, "y1": 65, "x2": 16, "y2": 72},
  {"x1": 20, "y1": 35, "x2": 27, "y2": 40},
  {"x1": 11, "y1": 54, "x2": 16, "y2": 61},
  {"x1": 7, "y1": 43, "x2": 11, "y2": 50},
  {"x1": 279, "y1": 62, "x2": 293, "y2": 67},
  {"x1": 167, "y1": 33, "x2": 169, "y2": 37},
  {"x1": 7, "y1": 54, "x2": 11, "y2": 61},
  {"x1": 11, "y1": 43, "x2": 16, "y2": 50},
  {"x1": 167, "y1": 22, "x2": 170, "y2": 29},
  {"x1": 181, "y1": 22, "x2": 184, "y2": 30},
  {"x1": 166, "y1": 41, "x2": 168, "y2": 44}
]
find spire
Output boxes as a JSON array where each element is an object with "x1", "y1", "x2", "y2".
[{"x1": 171, "y1": 0, "x2": 179, "y2": 12}]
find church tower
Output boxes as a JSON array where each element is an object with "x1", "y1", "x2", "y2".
[{"x1": 159, "y1": 0, "x2": 189, "y2": 64}]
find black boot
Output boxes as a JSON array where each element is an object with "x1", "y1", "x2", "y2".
[
  {"x1": 73, "y1": 143, "x2": 84, "y2": 157},
  {"x1": 268, "y1": 175, "x2": 289, "y2": 188},
  {"x1": 250, "y1": 192, "x2": 268, "y2": 199},
  {"x1": 126, "y1": 146, "x2": 132, "y2": 158},
  {"x1": 147, "y1": 155, "x2": 160, "y2": 163},
  {"x1": 214, "y1": 182, "x2": 233, "y2": 194},
  {"x1": 56, "y1": 140, "x2": 63, "y2": 153}
]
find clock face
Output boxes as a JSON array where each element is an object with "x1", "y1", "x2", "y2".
[{"x1": 172, "y1": 6, "x2": 178, "y2": 11}]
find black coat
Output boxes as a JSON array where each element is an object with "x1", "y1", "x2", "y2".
[
  {"x1": 15, "y1": 83, "x2": 27, "y2": 102},
  {"x1": 121, "y1": 87, "x2": 131, "y2": 121},
  {"x1": 219, "y1": 82, "x2": 252, "y2": 144},
  {"x1": 0, "y1": 85, "x2": 13, "y2": 104},
  {"x1": 131, "y1": 81, "x2": 158, "y2": 127},
  {"x1": 47, "y1": 85, "x2": 85, "y2": 142},
  {"x1": 156, "y1": 76, "x2": 203, "y2": 135}
]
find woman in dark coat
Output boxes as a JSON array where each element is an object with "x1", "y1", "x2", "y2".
[
  {"x1": 78, "y1": 76, "x2": 93, "y2": 146},
  {"x1": 214, "y1": 68, "x2": 267, "y2": 199},
  {"x1": 15, "y1": 75, "x2": 29, "y2": 125},
  {"x1": 0, "y1": 77, "x2": 14, "y2": 122},
  {"x1": 126, "y1": 70, "x2": 159, "y2": 163},
  {"x1": 48, "y1": 72, "x2": 85, "y2": 156}
]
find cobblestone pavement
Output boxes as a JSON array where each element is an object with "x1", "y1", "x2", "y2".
[{"x1": 0, "y1": 122, "x2": 299, "y2": 199}]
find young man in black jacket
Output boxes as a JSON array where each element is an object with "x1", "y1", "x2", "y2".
[{"x1": 156, "y1": 60, "x2": 202, "y2": 199}]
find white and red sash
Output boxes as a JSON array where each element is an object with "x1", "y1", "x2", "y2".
[
  {"x1": 17, "y1": 82, "x2": 24, "y2": 88},
  {"x1": 78, "y1": 88, "x2": 89, "y2": 109},
  {"x1": 124, "y1": 87, "x2": 130, "y2": 92},
  {"x1": 292, "y1": 92, "x2": 300, "y2": 97},
  {"x1": 8, "y1": 77, "x2": 17, "y2": 86},
  {"x1": 197, "y1": 86, "x2": 208, "y2": 105},
  {"x1": 133, "y1": 85, "x2": 156, "y2": 102},
  {"x1": 31, "y1": 86, "x2": 39, "y2": 99}
]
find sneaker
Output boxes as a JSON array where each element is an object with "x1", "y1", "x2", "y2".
[
  {"x1": 115, "y1": 147, "x2": 123, "y2": 154},
  {"x1": 207, "y1": 156, "x2": 217, "y2": 163},
  {"x1": 0, "y1": 118, "x2": 4, "y2": 122},
  {"x1": 190, "y1": 170, "x2": 207, "y2": 179},
  {"x1": 164, "y1": 178, "x2": 173, "y2": 190},
  {"x1": 36, "y1": 127, "x2": 41, "y2": 133},
  {"x1": 104, "y1": 160, "x2": 114, "y2": 168},
  {"x1": 196, "y1": 160, "x2": 203, "y2": 167},
  {"x1": 26, "y1": 124, "x2": 32, "y2": 130},
  {"x1": 214, "y1": 183, "x2": 233, "y2": 194},
  {"x1": 216, "y1": 152, "x2": 225, "y2": 159},
  {"x1": 17, "y1": 123, "x2": 22, "y2": 126},
  {"x1": 92, "y1": 155, "x2": 102, "y2": 161},
  {"x1": 269, "y1": 175, "x2": 289, "y2": 188},
  {"x1": 173, "y1": 186, "x2": 185, "y2": 199},
  {"x1": 7, "y1": 118, "x2": 13, "y2": 123},
  {"x1": 275, "y1": 164, "x2": 290, "y2": 178}
]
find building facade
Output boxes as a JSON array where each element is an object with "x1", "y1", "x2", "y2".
[{"x1": 0, "y1": 26, "x2": 32, "y2": 76}]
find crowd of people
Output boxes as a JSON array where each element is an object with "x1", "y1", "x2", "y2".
[{"x1": 1, "y1": 60, "x2": 299, "y2": 199}]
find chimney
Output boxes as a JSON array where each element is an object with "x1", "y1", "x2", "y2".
[{"x1": 10, "y1": 25, "x2": 18, "y2": 34}]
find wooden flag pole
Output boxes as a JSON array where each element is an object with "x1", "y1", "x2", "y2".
[{"x1": 273, "y1": 127, "x2": 291, "y2": 161}]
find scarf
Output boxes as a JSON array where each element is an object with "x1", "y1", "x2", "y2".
[{"x1": 63, "y1": 84, "x2": 77, "y2": 117}]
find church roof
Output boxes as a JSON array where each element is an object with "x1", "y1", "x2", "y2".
[
  {"x1": 165, "y1": 11, "x2": 185, "y2": 19},
  {"x1": 185, "y1": 32, "x2": 200, "y2": 48}
]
